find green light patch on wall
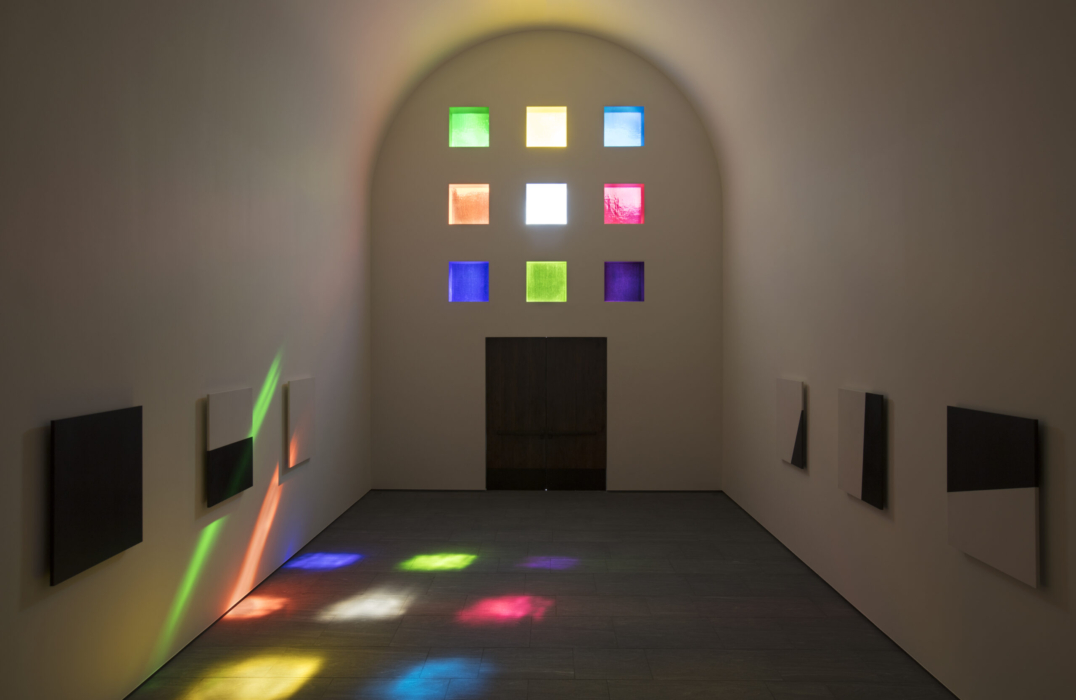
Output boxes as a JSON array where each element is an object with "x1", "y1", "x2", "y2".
[
  {"x1": 527, "y1": 262, "x2": 567, "y2": 302},
  {"x1": 399, "y1": 554, "x2": 477, "y2": 571},
  {"x1": 449, "y1": 107, "x2": 490, "y2": 147}
]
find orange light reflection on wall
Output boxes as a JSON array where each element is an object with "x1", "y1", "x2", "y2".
[
  {"x1": 226, "y1": 595, "x2": 289, "y2": 620},
  {"x1": 230, "y1": 465, "x2": 282, "y2": 607}
]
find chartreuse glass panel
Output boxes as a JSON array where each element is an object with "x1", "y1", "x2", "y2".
[
  {"x1": 448, "y1": 262, "x2": 489, "y2": 302},
  {"x1": 449, "y1": 107, "x2": 489, "y2": 147},
  {"x1": 527, "y1": 262, "x2": 567, "y2": 302},
  {"x1": 526, "y1": 106, "x2": 567, "y2": 147},
  {"x1": 448, "y1": 184, "x2": 489, "y2": 224},
  {"x1": 604, "y1": 184, "x2": 644, "y2": 224},
  {"x1": 604, "y1": 106, "x2": 644, "y2": 147},
  {"x1": 525, "y1": 183, "x2": 567, "y2": 225}
]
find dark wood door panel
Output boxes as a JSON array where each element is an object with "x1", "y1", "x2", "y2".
[
  {"x1": 486, "y1": 337, "x2": 546, "y2": 435},
  {"x1": 486, "y1": 337, "x2": 606, "y2": 490},
  {"x1": 486, "y1": 434, "x2": 545, "y2": 471},
  {"x1": 545, "y1": 433, "x2": 606, "y2": 470},
  {"x1": 545, "y1": 337, "x2": 607, "y2": 435}
]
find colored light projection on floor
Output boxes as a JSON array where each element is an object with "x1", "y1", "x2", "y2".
[
  {"x1": 226, "y1": 595, "x2": 289, "y2": 619},
  {"x1": 518, "y1": 555, "x2": 579, "y2": 570},
  {"x1": 230, "y1": 466, "x2": 283, "y2": 607},
  {"x1": 526, "y1": 106, "x2": 567, "y2": 147},
  {"x1": 605, "y1": 262, "x2": 645, "y2": 302},
  {"x1": 448, "y1": 262, "x2": 489, "y2": 302},
  {"x1": 284, "y1": 552, "x2": 362, "y2": 571},
  {"x1": 457, "y1": 595, "x2": 554, "y2": 624},
  {"x1": 448, "y1": 184, "x2": 489, "y2": 224},
  {"x1": 386, "y1": 659, "x2": 482, "y2": 698},
  {"x1": 251, "y1": 349, "x2": 283, "y2": 442},
  {"x1": 399, "y1": 554, "x2": 476, "y2": 571},
  {"x1": 151, "y1": 516, "x2": 228, "y2": 667},
  {"x1": 526, "y1": 183, "x2": 567, "y2": 225},
  {"x1": 449, "y1": 107, "x2": 489, "y2": 147},
  {"x1": 604, "y1": 184, "x2": 645, "y2": 224},
  {"x1": 318, "y1": 589, "x2": 413, "y2": 621},
  {"x1": 526, "y1": 261, "x2": 567, "y2": 303},
  {"x1": 605, "y1": 106, "x2": 644, "y2": 147},
  {"x1": 181, "y1": 655, "x2": 322, "y2": 700}
]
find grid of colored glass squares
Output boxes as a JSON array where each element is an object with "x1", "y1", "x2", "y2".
[
  {"x1": 445, "y1": 106, "x2": 649, "y2": 302},
  {"x1": 449, "y1": 107, "x2": 490, "y2": 147},
  {"x1": 527, "y1": 262, "x2": 568, "y2": 302}
]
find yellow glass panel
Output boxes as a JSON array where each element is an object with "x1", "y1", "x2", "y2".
[{"x1": 526, "y1": 106, "x2": 567, "y2": 147}]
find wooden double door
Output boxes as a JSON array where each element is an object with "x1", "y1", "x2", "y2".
[{"x1": 486, "y1": 337, "x2": 607, "y2": 490}]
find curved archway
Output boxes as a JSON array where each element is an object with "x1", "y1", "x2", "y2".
[{"x1": 371, "y1": 30, "x2": 722, "y2": 490}]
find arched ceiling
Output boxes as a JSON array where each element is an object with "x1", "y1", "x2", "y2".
[{"x1": 299, "y1": 0, "x2": 840, "y2": 183}]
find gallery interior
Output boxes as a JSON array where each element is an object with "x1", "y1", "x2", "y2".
[{"x1": 1, "y1": 2, "x2": 1073, "y2": 699}]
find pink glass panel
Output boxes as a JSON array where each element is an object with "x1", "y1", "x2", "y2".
[{"x1": 604, "y1": 184, "x2": 644, "y2": 224}]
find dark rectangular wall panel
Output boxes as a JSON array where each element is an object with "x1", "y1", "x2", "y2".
[
  {"x1": 837, "y1": 388, "x2": 886, "y2": 510},
  {"x1": 861, "y1": 392, "x2": 886, "y2": 509},
  {"x1": 947, "y1": 406, "x2": 1039, "y2": 587},
  {"x1": 50, "y1": 406, "x2": 142, "y2": 585},
  {"x1": 947, "y1": 406, "x2": 1038, "y2": 492},
  {"x1": 776, "y1": 379, "x2": 806, "y2": 469},
  {"x1": 206, "y1": 437, "x2": 254, "y2": 507}
]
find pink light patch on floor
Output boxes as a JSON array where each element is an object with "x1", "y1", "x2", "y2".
[{"x1": 456, "y1": 596, "x2": 554, "y2": 624}]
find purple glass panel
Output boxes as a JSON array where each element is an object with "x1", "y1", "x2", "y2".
[{"x1": 605, "y1": 262, "x2": 645, "y2": 302}]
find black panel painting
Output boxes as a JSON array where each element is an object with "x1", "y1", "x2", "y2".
[
  {"x1": 206, "y1": 436, "x2": 254, "y2": 507},
  {"x1": 50, "y1": 406, "x2": 142, "y2": 586},
  {"x1": 790, "y1": 410, "x2": 806, "y2": 469},
  {"x1": 947, "y1": 406, "x2": 1038, "y2": 492},
  {"x1": 861, "y1": 392, "x2": 886, "y2": 509}
]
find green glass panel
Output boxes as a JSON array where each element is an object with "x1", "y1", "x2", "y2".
[
  {"x1": 449, "y1": 107, "x2": 489, "y2": 147},
  {"x1": 526, "y1": 262, "x2": 567, "y2": 302}
]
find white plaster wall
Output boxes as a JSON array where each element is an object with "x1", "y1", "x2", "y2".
[
  {"x1": 717, "y1": 3, "x2": 1076, "y2": 699},
  {"x1": 0, "y1": 2, "x2": 372, "y2": 698},
  {"x1": 370, "y1": 31, "x2": 722, "y2": 491}
]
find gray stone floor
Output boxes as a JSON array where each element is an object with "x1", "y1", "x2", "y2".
[{"x1": 129, "y1": 491, "x2": 956, "y2": 699}]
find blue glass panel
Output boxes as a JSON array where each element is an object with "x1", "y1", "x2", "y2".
[
  {"x1": 604, "y1": 106, "x2": 644, "y2": 147},
  {"x1": 449, "y1": 262, "x2": 490, "y2": 302}
]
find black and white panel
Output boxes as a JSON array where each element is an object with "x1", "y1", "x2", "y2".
[
  {"x1": 776, "y1": 378, "x2": 806, "y2": 469},
  {"x1": 837, "y1": 389, "x2": 886, "y2": 509},
  {"x1": 206, "y1": 388, "x2": 254, "y2": 507},
  {"x1": 947, "y1": 406, "x2": 1039, "y2": 587}
]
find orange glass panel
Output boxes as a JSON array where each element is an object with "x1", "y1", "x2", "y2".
[{"x1": 449, "y1": 184, "x2": 489, "y2": 225}]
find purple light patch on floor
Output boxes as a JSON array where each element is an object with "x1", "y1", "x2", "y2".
[
  {"x1": 518, "y1": 556, "x2": 579, "y2": 570},
  {"x1": 605, "y1": 262, "x2": 645, "y2": 302}
]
